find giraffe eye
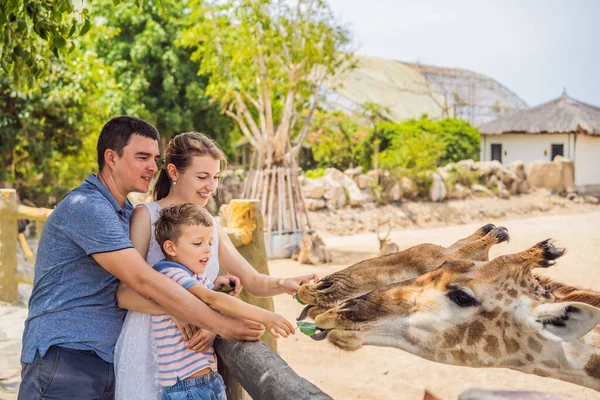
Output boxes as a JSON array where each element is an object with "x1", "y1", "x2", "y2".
[{"x1": 447, "y1": 290, "x2": 479, "y2": 308}]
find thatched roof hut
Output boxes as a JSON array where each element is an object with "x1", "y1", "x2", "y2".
[
  {"x1": 480, "y1": 91, "x2": 600, "y2": 136},
  {"x1": 479, "y1": 91, "x2": 600, "y2": 195}
]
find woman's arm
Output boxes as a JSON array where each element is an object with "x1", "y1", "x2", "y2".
[
  {"x1": 217, "y1": 225, "x2": 317, "y2": 297},
  {"x1": 116, "y1": 205, "x2": 166, "y2": 314}
]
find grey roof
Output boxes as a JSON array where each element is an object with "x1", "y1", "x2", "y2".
[
  {"x1": 480, "y1": 91, "x2": 600, "y2": 136},
  {"x1": 323, "y1": 56, "x2": 449, "y2": 122},
  {"x1": 322, "y1": 56, "x2": 528, "y2": 126},
  {"x1": 405, "y1": 63, "x2": 529, "y2": 126}
]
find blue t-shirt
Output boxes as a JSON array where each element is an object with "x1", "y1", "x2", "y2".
[{"x1": 21, "y1": 173, "x2": 134, "y2": 363}]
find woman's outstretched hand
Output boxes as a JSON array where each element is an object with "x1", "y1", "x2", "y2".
[{"x1": 280, "y1": 273, "x2": 319, "y2": 295}]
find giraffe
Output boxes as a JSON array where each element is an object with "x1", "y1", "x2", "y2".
[
  {"x1": 313, "y1": 240, "x2": 600, "y2": 391},
  {"x1": 297, "y1": 224, "x2": 509, "y2": 321}
]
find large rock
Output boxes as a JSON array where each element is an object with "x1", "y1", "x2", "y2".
[
  {"x1": 507, "y1": 160, "x2": 527, "y2": 180},
  {"x1": 325, "y1": 168, "x2": 369, "y2": 207},
  {"x1": 302, "y1": 178, "x2": 326, "y2": 199},
  {"x1": 357, "y1": 174, "x2": 376, "y2": 189},
  {"x1": 344, "y1": 166, "x2": 363, "y2": 178},
  {"x1": 429, "y1": 173, "x2": 447, "y2": 202},
  {"x1": 400, "y1": 176, "x2": 418, "y2": 200},
  {"x1": 527, "y1": 156, "x2": 575, "y2": 192},
  {"x1": 447, "y1": 183, "x2": 470, "y2": 200},
  {"x1": 323, "y1": 178, "x2": 346, "y2": 209},
  {"x1": 385, "y1": 183, "x2": 402, "y2": 202},
  {"x1": 305, "y1": 198, "x2": 326, "y2": 211},
  {"x1": 471, "y1": 184, "x2": 493, "y2": 197}
]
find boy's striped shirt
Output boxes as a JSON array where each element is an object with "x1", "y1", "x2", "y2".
[{"x1": 151, "y1": 261, "x2": 217, "y2": 387}]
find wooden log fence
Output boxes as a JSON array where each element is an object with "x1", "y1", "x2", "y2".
[
  {"x1": 0, "y1": 189, "x2": 51, "y2": 302},
  {"x1": 0, "y1": 190, "x2": 329, "y2": 399}
]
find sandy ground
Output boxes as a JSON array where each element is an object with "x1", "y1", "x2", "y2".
[
  {"x1": 2, "y1": 210, "x2": 600, "y2": 399},
  {"x1": 271, "y1": 211, "x2": 600, "y2": 400}
]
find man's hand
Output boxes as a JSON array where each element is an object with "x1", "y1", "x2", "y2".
[
  {"x1": 213, "y1": 275, "x2": 242, "y2": 296},
  {"x1": 215, "y1": 314, "x2": 265, "y2": 341},
  {"x1": 280, "y1": 273, "x2": 319, "y2": 295},
  {"x1": 187, "y1": 329, "x2": 218, "y2": 353}
]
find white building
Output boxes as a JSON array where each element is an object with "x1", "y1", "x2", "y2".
[{"x1": 479, "y1": 91, "x2": 600, "y2": 195}]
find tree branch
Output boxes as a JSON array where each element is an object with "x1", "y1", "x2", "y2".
[
  {"x1": 234, "y1": 91, "x2": 265, "y2": 145},
  {"x1": 255, "y1": 26, "x2": 275, "y2": 139},
  {"x1": 225, "y1": 109, "x2": 262, "y2": 151}
]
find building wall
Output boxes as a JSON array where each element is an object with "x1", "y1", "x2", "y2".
[
  {"x1": 575, "y1": 134, "x2": 600, "y2": 187},
  {"x1": 480, "y1": 133, "x2": 600, "y2": 189},
  {"x1": 480, "y1": 133, "x2": 573, "y2": 165}
]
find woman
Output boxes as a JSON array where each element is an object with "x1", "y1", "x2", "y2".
[{"x1": 114, "y1": 132, "x2": 317, "y2": 399}]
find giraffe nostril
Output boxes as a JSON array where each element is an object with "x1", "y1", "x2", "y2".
[{"x1": 339, "y1": 299, "x2": 357, "y2": 311}]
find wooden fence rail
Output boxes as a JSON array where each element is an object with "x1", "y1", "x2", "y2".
[
  {"x1": 0, "y1": 189, "x2": 52, "y2": 301},
  {"x1": 0, "y1": 190, "x2": 329, "y2": 399}
]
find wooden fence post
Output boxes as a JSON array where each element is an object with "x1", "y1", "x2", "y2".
[
  {"x1": 220, "y1": 199, "x2": 277, "y2": 351},
  {"x1": 214, "y1": 339, "x2": 333, "y2": 400},
  {"x1": 218, "y1": 199, "x2": 277, "y2": 400},
  {"x1": 0, "y1": 189, "x2": 18, "y2": 302}
]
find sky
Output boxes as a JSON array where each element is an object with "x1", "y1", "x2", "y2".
[{"x1": 325, "y1": 0, "x2": 599, "y2": 107}]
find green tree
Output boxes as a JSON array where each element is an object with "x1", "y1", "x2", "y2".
[
  {"x1": 91, "y1": 0, "x2": 234, "y2": 150},
  {"x1": 0, "y1": 33, "x2": 120, "y2": 206},
  {"x1": 0, "y1": 0, "x2": 163, "y2": 88},
  {"x1": 179, "y1": 0, "x2": 355, "y2": 232}
]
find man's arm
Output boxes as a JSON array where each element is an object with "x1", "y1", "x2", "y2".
[
  {"x1": 94, "y1": 248, "x2": 265, "y2": 341},
  {"x1": 116, "y1": 206, "x2": 166, "y2": 314},
  {"x1": 116, "y1": 283, "x2": 164, "y2": 314}
]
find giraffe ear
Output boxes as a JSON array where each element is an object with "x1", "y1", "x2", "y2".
[{"x1": 532, "y1": 302, "x2": 600, "y2": 342}]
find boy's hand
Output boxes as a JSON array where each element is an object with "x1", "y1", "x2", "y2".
[
  {"x1": 171, "y1": 316, "x2": 198, "y2": 341},
  {"x1": 264, "y1": 313, "x2": 295, "y2": 339},
  {"x1": 280, "y1": 273, "x2": 319, "y2": 295},
  {"x1": 213, "y1": 275, "x2": 242, "y2": 296},
  {"x1": 187, "y1": 329, "x2": 217, "y2": 353}
]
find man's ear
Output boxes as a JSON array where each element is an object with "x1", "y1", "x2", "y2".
[
  {"x1": 163, "y1": 240, "x2": 177, "y2": 257},
  {"x1": 532, "y1": 302, "x2": 600, "y2": 342},
  {"x1": 104, "y1": 149, "x2": 118, "y2": 169}
]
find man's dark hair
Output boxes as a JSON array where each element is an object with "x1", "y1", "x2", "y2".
[{"x1": 97, "y1": 116, "x2": 160, "y2": 171}]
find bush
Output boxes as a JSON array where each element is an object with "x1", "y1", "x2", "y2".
[
  {"x1": 305, "y1": 168, "x2": 326, "y2": 179},
  {"x1": 308, "y1": 111, "x2": 369, "y2": 171},
  {"x1": 373, "y1": 116, "x2": 480, "y2": 174}
]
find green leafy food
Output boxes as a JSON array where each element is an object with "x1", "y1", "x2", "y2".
[
  {"x1": 294, "y1": 293, "x2": 306, "y2": 305},
  {"x1": 297, "y1": 321, "x2": 318, "y2": 337},
  {"x1": 220, "y1": 285, "x2": 234, "y2": 293}
]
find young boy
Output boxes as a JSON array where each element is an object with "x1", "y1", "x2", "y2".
[{"x1": 152, "y1": 203, "x2": 295, "y2": 399}]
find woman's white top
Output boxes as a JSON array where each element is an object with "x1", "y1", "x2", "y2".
[{"x1": 114, "y1": 202, "x2": 220, "y2": 399}]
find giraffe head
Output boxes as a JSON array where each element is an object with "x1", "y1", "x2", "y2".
[
  {"x1": 314, "y1": 240, "x2": 600, "y2": 378},
  {"x1": 297, "y1": 224, "x2": 509, "y2": 321}
]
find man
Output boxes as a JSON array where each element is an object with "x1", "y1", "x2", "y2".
[{"x1": 19, "y1": 116, "x2": 264, "y2": 399}]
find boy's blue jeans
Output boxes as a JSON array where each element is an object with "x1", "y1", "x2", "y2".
[{"x1": 162, "y1": 371, "x2": 227, "y2": 400}]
